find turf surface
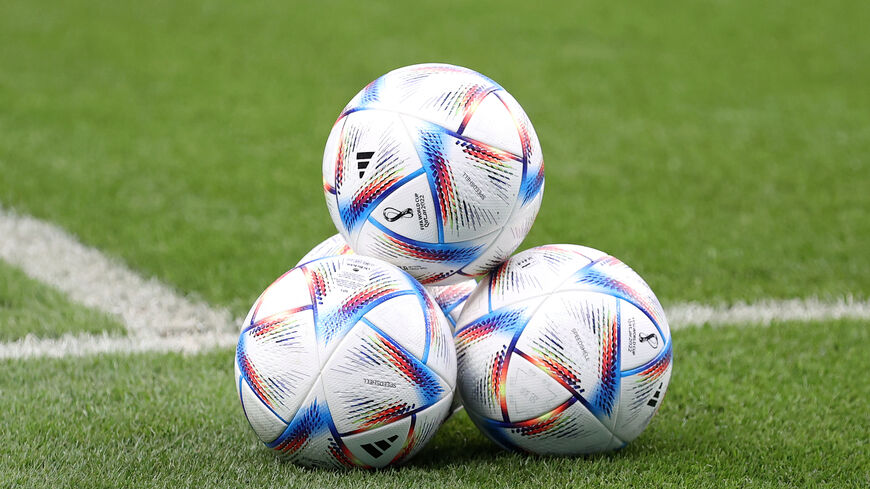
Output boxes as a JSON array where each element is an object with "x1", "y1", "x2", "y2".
[
  {"x1": 0, "y1": 260, "x2": 124, "y2": 341},
  {"x1": 1, "y1": 0, "x2": 868, "y2": 314},
  {"x1": 2, "y1": 320, "x2": 867, "y2": 488},
  {"x1": 1, "y1": 0, "x2": 868, "y2": 487}
]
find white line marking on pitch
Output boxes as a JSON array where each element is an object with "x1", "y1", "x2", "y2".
[
  {"x1": 666, "y1": 297, "x2": 870, "y2": 330},
  {"x1": 0, "y1": 207, "x2": 238, "y2": 359},
  {"x1": 1, "y1": 207, "x2": 868, "y2": 359}
]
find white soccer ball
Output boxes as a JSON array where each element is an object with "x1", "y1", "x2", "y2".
[
  {"x1": 455, "y1": 245, "x2": 673, "y2": 455},
  {"x1": 235, "y1": 255, "x2": 456, "y2": 468},
  {"x1": 322, "y1": 63, "x2": 544, "y2": 285},
  {"x1": 297, "y1": 234, "x2": 477, "y2": 332}
]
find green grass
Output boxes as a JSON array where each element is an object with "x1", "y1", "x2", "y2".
[
  {"x1": 1, "y1": 0, "x2": 868, "y2": 315},
  {"x1": 2, "y1": 320, "x2": 867, "y2": 488},
  {"x1": 0, "y1": 260, "x2": 124, "y2": 341},
  {"x1": 1, "y1": 0, "x2": 869, "y2": 487}
]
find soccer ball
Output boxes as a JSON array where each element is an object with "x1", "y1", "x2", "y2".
[
  {"x1": 235, "y1": 255, "x2": 456, "y2": 468},
  {"x1": 297, "y1": 234, "x2": 477, "y2": 332},
  {"x1": 455, "y1": 245, "x2": 673, "y2": 455},
  {"x1": 322, "y1": 63, "x2": 544, "y2": 285}
]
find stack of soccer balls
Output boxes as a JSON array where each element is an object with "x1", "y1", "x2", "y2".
[{"x1": 234, "y1": 64, "x2": 673, "y2": 469}]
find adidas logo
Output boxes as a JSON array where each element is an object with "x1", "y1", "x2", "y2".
[
  {"x1": 647, "y1": 382, "x2": 664, "y2": 407},
  {"x1": 356, "y1": 151, "x2": 374, "y2": 178},
  {"x1": 360, "y1": 435, "x2": 399, "y2": 458}
]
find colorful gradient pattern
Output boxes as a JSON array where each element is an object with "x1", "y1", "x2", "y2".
[
  {"x1": 344, "y1": 396, "x2": 414, "y2": 432},
  {"x1": 237, "y1": 309, "x2": 310, "y2": 409},
  {"x1": 337, "y1": 323, "x2": 447, "y2": 432},
  {"x1": 268, "y1": 400, "x2": 328, "y2": 454},
  {"x1": 369, "y1": 329, "x2": 445, "y2": 406},
  {"x1": 427, "y1": 279, "x2": 476, "y2": 315},
  {"x1": 454, "y1": 307, "x2": 528, "y2": 353},
  {"x1": 267, "y1": 399, "x2": 362, "y2": 469},
  {"x1": 470, "y1": 397, "x2": 585, "y2": 453},
  {"x1": 488, "y1": 259, "x2": 545, "y2": 300},
  {"x1": 515, "y1": 341, "x2": 584, "y2": 398},
  {"x1": 495, "y1": 91, "x2": 545, "y2": 206},
  {"x1": 426, "y1": 83, "x2": 492, "y2": 127},
  {"x1": 370, "y1": 232, "x2": 483, "y2": 264},
  {"x1": 574, "y1": 256, "x2": 667, "y2": 330},
  {"x1": 459, "y1": 246, "x2": 671, "y2": 455},
  {"x1": 506, "y1": 397, "x2": 579, "y2": 439},
  {"x1": 455, "y1": 307, "x2": 529, "y2": 419},
  {"x1": 519, "y1": 158, "x2": 545, "y2": 205},
  {"x1": 590, "y1": 307, "x2": 619, "y2": 417},
  {"x1": 389, "y1": 416, "x2": 418, "y2": 464},
  {"x1": 410, "y1": 278, "x2": 447, "y2": 363},
  {"x1": 304, "y1": 263, "x2": 404, "y2": 347},
  {"x1": 417, "y1": 127, "x2": 456, "y2": 229},
  {"x1": 417, "y1": 125, "x2": 521, "y2": 235},
  {"x1": 626, "y1": 345, "x2": 672, "y2": 412},
  {"x1": 336, "y1": 125, "x2": 406, "y2": 233}
]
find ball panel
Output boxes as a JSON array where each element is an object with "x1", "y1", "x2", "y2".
[
  {"x1": 330, "y1": 109, "x2": 423, "y2": 242},
  {"x1": 613, "y1": 345, "x2": 673, "y2": 443},
  {"x1": 484, "y1": 243, "x2": 593, "y2": 312},
  {"x1": 353, "y1": 218, "x2": 489, "y2": 285},
  {"x1": 504, "y1": 350, "x2": 573, "y2": 421},
  {"x1": 460, "y1": 91, "x2": 523, "y2": 155},
  {"x1": 617, "y1": 299, "x2": 666, "y2": 371},
  {"x1": 459, "y1": 184, "x2": 544, "y2": 278},
  {"x1": 300, "y1": 256, "x2": 411, "y2": 365},
  {"x1": 267, "y1": 378, "x2": 359, "y2": 469},
  {"x1": 321, "y1": 319, "x2": 452, "y2": 434},
  {"x1": 467, "y1": 397, "x2": 617, "y2": 456},
  {"x1": 390, "y1": 394, "x2": 455, "y2": 464},
  {"x1": 296, "y1": 234, "x2": 353, "y2": 266},
  {"x1": 494, "y1": 90, "x2": 545, "y2": 206},
  {"x1": 250, "y1": 268, "x2": 312, "y2": 324},
  {"x1": 369, "y1": 172, "x2": 439, "y2": 243},
  {"x1": 340, "y1": 416, "x2": 412, "y2": 468},
  {"x1": 236, "y1": 307, "x2": 318, "y2": 423},
  {"x1": 237, "y1": 368, "x2": 287, "y2": 443},
  {"x1": 362, "y1": 294, "x2": 428, "y2": 360},
  {"x1": 425, "y1": 278, "x2": 476, "y2": 332},
  {"x1": 402, "y1": 114, "x2": 523, "y2": 242},
  {"x1": 362, "y1": 286, "x2": 456, "y2": 389},
  {"x1": 513, "y1": 291, "x2": 620, "y2": 427},
  {"x1": 347, "y1": 64, "x2": 502, "y2": 133},
  {"x1": 455, "y1": 298, "x2": 540, "y2": 421},
  {"x1": 572, "y1": 254, "x2": 670, "y2": 343}
]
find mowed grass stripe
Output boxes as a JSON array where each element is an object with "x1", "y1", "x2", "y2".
[
  {"x1": 2, "y1": 320, "x2": 866, "y2": 488},
  {"x1": 0, "y1": 259, "x2": 124, "y2": 341}
]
